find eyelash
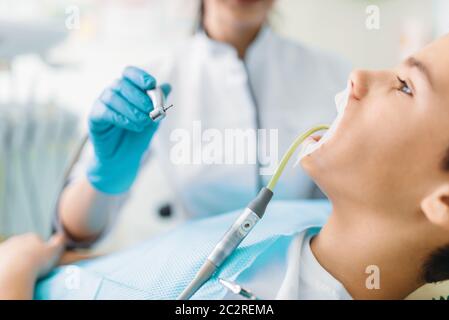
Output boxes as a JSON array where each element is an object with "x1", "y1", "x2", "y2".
[{"x1": 397, "y1": 77, "x2": 413, "y2": 96}]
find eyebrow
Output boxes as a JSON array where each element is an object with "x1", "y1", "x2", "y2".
[{"x1": 405, "y1": 57, "x2": 433, "y2": 88}]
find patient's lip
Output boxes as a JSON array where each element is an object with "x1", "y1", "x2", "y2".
[
  {"x1": 301, "y1": 136, "x2": 319, "y2": 150},
  {"x1": 348, "y1": 80, "x2": 360, "y2": 101},
  {"x1": 311, "y1": 135, "x2": 322, "y2": 142}
]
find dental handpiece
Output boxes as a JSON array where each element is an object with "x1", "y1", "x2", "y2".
[
  {"x1": 147, "y1": 86, "x2": 173, "y2": 121},
  {"x1": 177, "y1": 125, "x2": 329, "y2": 300},
  {"x1": 177, "y1": 187, "x2": 273, "y2": 300}
]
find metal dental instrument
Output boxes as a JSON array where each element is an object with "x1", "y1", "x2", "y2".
[
  {"x1": 147, "y1": 86, "x2": 173, "y2": 121},
  {"x1": 219, "y1": 278, "x2": 260, "y2": 300},
  {"x1": 177, "y1": 124, "x2": 330, "y2": 300}
]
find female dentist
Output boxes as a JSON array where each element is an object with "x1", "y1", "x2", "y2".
[{"x1": 57, "y1": 0, "x2": 350, "y2": 246}]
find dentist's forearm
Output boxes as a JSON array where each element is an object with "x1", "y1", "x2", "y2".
[{"x1": 58, "y1": 178, "x2": 117, "y2": 243}]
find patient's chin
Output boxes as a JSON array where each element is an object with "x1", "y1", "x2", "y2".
[
  {"x1": 299, "y1": 151, "x2": 320, "y2": 176},
  {"x1": 300, "y1": 152, "x2": 337, "y2": 201},
  {"x1": 299, "y1": 155, "x2": 312, "y2": 171},
  {"x1": 299, "y1": 146, "x2": 332, "y2": 182}
]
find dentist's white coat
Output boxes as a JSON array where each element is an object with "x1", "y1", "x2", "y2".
[{"x1": 72, "y1": 27, "x2": 350, "y2": 219}]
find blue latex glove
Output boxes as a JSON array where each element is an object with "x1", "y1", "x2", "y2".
[{"x1": 87, "y1": 66, "x2": 171, "y2": 194}]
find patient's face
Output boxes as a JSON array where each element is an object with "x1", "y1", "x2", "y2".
[{"x1": 302, "y1": 35, "x2": 449, "y2": 211}]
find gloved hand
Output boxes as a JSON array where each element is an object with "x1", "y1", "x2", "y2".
[{"x1": 87, "y1": 66, "x2": 171, "y2": 194}]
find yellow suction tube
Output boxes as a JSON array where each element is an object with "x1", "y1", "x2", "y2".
[
  {"x1": 177, "y1": 124, "x2": 329, "y2": 300},
  {"x1": 266, "y1": 124, "x2": 329, "y2": 191}
]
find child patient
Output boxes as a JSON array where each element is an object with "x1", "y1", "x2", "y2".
[{"x1": 3, "y1": 34, "x2": 449, "y2": 300}]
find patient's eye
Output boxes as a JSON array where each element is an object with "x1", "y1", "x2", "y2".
[{"x1": 397, "y1": 77, "x2": 413, "y2": 96}]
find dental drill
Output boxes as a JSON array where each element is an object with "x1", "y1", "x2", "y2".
[
  {"x1": 147, "y1": 87, "x2": 173, "y2": 122},
  {"x1": 177, "y1": 124, "x2": 330, "y2": 300}
]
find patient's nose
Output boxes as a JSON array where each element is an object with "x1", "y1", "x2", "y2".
[{"x1": 349, "y1": 70, "x2": 370, "y2": 100}]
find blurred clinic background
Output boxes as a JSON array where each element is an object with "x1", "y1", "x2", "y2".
[{"x1": 1, "y1": 0, "x2": 449, "y2": 258}]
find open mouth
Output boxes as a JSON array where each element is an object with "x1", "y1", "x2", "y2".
[
  {"x1": 300, "y1": 135, "x2": 322, "y2": 148},
  {"x1": 295, "y1": 84, "x2": 351, "y2": 165}
]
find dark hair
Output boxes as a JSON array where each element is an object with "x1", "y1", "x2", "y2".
[
  {"x1": 194, "y1": 0, "x2": 205, "y2": 32},
  {"x1": 422, "y1": 154, "x2": 449, "y2": 283},
  {"x1": 422, "y1": 245, "x2": 449, "y2": 283}
]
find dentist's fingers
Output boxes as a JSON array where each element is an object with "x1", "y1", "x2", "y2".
[
  {"x1": 110, "y1": 78, "x2": 154, "y2": 114},
  {"x1": 100, "y1": 88, "x2": 149, "y2": 125},
  {"x1": 89, "y1": 100, "x2": 142, "y2": 133},
  {"x1": 122, "y1": 66, "x2": 156, "y2": 91},
  {"x1": 160, "y1": 83, "x2": 172, "y2": 98},
  {"x1": 88, "y1": 68, "x2": 168, "y2": 135}
]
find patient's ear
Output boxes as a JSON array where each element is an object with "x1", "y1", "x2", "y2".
[{"x1": 421, "y1": 184, "x2": 449, "y2": 230}]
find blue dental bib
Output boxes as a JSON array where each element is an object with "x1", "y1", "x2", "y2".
[{"x1": 35, "y1": 200, "x2": 331, "y2": 300}]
